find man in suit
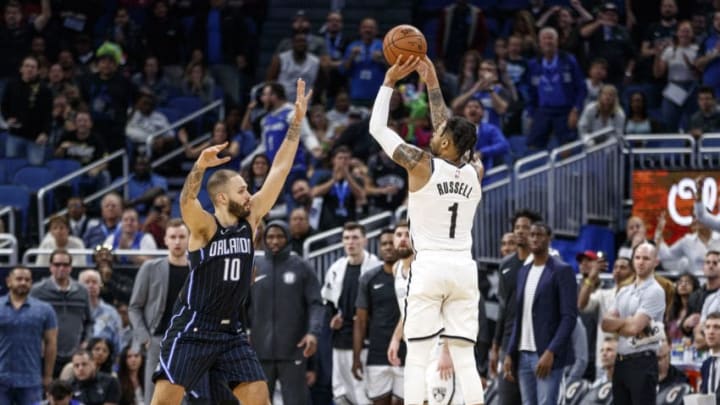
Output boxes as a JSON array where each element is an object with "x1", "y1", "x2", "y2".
[
  {"x1": 503, "y1": 222, "x2": 578, "y2": 405},
  {"x1": 128, "y1": 218, "x2": 190, "y2": 404},
  {"x1": 701, "y1": 311, "x2": 720, "y2": 401}
]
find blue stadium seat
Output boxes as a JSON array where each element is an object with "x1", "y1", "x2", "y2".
[
  {"x1": 13, "y1": 166, "x2": 55, "y2": 192},
  {"x1": 181, "y1": 16, "x2": 195, "y2": 37},
  {"x1": 0, "y1": 132, "x2": 7, "y2": 157},
  {"x1": 508, "y1": 135, "x2": 528, "y2": 159},
  {"x1": 46, "y1": 159, "x2": 82, "y2": 194},
  {"x1": 0, "y1": 185, "x2": 31, "y2": 233},
  {"x1": 168, "y1": 96, "x2": 203, "y2": 116},
  {"x1": 157, "y1": 107, "x2": 182, "y2": 124},
  {"x1": 573, "y1": 224, "x2": 617, "y2": 269},
  {"x1": 0, "y1": 157, "x2": 29, "y2": 183}
]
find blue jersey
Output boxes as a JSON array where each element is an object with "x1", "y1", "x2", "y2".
[
  {"x1": 177, "y1": 218, "x2": 255, "y2": 323},
  {"x1": 261, "y1": 104, "x2": 307, "y2": 169}
]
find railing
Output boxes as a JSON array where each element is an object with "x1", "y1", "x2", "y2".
[
  {"x1": 624, "y1": 133, "x2": 696, "y2": 170},
  {"x1": 473, "y1": 164, "x2": 512, "y2": 263},
  {"x1": 0, "y1": 233, "x2": 18, "y2": 265},
  {"x1": 21, "y1": 248, "x2": 168, "y2": 266},
  {"x1": 302, "y1": 212, "x2": 394, "y2": 281},
  {"x1": 0, "y1": 205, "x2": 16, "y2": 236},
  {"x1": 37, "y1": 149, "x2": 128, "y2": 239},
  {"x1": 145, "y1": 99, "x2": 223, "y2": 154},
  {"x1": 697, "y1": 133, "x2": 720, "y2": 169}
]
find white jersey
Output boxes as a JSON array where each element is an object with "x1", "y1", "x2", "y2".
[
  {"x1": 408, "y1": 158, "x2": 482, "y2": 252},
  {"x1": 394, "y1": 261, "x2": 410, "y2": 314}
]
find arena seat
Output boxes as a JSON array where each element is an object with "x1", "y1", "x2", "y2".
[
  {"x1": 0, "y1": 185, "x2": 31, "y2": 233},
  {"x1": 578, "y1": 381, "x2": 613, "y2": 405},
  {"x1": 13, "y1": 166, "x2": 54, "y2": 192},
  {"x1": 0, "y1": 157, "x2": 29, "y2": 184},
  {"x1": 564, "y1": 380, "x2": 591, "y2": 405},
  {"x1": 657, "y1": 383, "x2": 693, "y2": 405}
]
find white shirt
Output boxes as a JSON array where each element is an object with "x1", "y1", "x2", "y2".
[
  {"x1": 583, "y1": 287, "x2": 621, "y2": 371},
  {"x1": 658, "y1": 231, "x2": 720, "y2": 272},
  {"x1": 519, "y1": 264, "x2": 545, "y2": 352},
  {"x1": 661, "y1": 44, "x2": 698, "y2": 83}
]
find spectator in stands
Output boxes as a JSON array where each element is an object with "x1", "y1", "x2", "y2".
[
  {"x1": 105, "y1": 7, "x2": 143, "y2": 69},
  {"x1": 276, "y1": 10, "x2": 328, "y2": 62},
  {"x1": 66, "y1": 197, "x2": 98, "y2": 239},
  {"x1": 104, "y1": 207, "x2": 158, "y2": 265},
  {"x1": 267, "y1": 32, "x2": 321, "y2": 102},
  {"x1": 79, "y1": 45, "x2": 133, "y2": 154},
  {"x1": 308, "y1": 104, "x2": 341, "y2": 153},
  {"x1": 55, "y1": 111, "x2": 111, "y2": 192},
  {"x1": 579, "y1": 253, "x2": 635, "y2": 378},
  {"x1": 251, "y1": 220, "x2": 323, "y2": 405},
  {"x1": 143, "y1": 0, "x2": 185, "y2": 82},
  {"x1": 504, "y1": 223, "x2": 578, "y2": 405},
  {"x1": 142, "y1": 193, "x2": 172, "y2": 248},
  {"x1": 653, "y1": 20, "x2": 699, "y2": 132},
  {"x1": 0, "y1": 1, "x2": 50, "y2": 82},
  {"x1": 326, "y1": 91, "x2": 368, "y2": 129},
  {"x1": 655, "y1": 211, "x2": 720, "y2": 272},
  {"x1": 312, "y1": 146, "x2": 365, "y2": 232},
  {"x1": 78, "y1": 270, "x2": 122, "y2": 355},
  {"x1": 180, "y1": 62, "x2": 216, "y2": 104},
  {"x1": 452, "y1": 59, "x2": 512, "y2": 127},
  {"x1": 490, "y1": 210, "x2": 542, "y2": 405},
  {"x1": 657, "y1": 340, "x2": 689, "y2": 391},
  {"x1": 696, "y1": 11, "x2": 720, "y2": 98},
  {"x1": 666, "y1": 273, "x2": 700, "y2": 341},
  {"x1": 83, "y1": 192, "x2": 123, "y2": 251},
  {"x1": 47, "y1": 63, "x2": 69, "y2": 96},
  {"x1": 457, "y1": 50, "x2": 482, "y2": 95},
  {"x1": 463, "y1": 99, "x2": 510, "y2": 171},
  {"x1": 69, "y1": 349, "x2": 121, "y2": 405},
  {"x1": 115, "y1": 303, "x2": 132, "y2": 357},
  {"x1": 637, "y1": 0, "x2": 679, "y2": 89},
  {"x1": 526, "y1": 27, "x2": 586, "y2": 150},
  {"x1": 701, "y1": 312, "x2": 720, "y2": 396},
  {"x1": 36, "y1": 216, "x2": 87, "y2": 267},
  {"x1": 436, "y1": 0, "x2": 489, "y2": 73},
  {"x1": 241, "y1": 153, "x2": 270, "y2": 194},
  {"x1": 512, "y1": 10, "x2": 539, "y2": 57},
  {"x1": 2, "y1": 55, "x2": 53, "y2": 165},
  {"x1": 131, "y1": 55, "x2": 174, "y2": 105},
  {"x1": 625, "y1": 91, "x2": 665, "y2": 134},
  {"x1": 189, "y1": 0, "x2": 255, "y2": 104},
  {"x1": 500, "y1": 232, "x2": 518, "y2": 257},
  {"x1": 592, "y1": 336, "x2": 617, "y2": 387},
  {"x1": 321, "y1": 222, "x2": 381, "y2": 405},
  {"x1": 364, "y1": 149, "x2": 407, "y2": 214},
  {"x1": 352, "y1": 229, "x2": 403, "y2": 403},
  {"x1": 127, "y1": 155, "x2": 168, "y2": 216},
  {"x1": 580, "y1": 3, "x2": 635, "y2": 87},
  {"x1": 695, "y1": 177, "x2": 720, "y2": 231},
  {"x1": 128, "y1": 219, "x2": 190, "y2": 404},
  {"x1": 689, "y1": 251, "x2": 720, "y2": 347},
  {"x1": 623, "y1": 215, "x2": 650, "y2": 249},
  {"x1": 602, "y1": 242, "x2": 666, "y2": 405},
  {"x1": 31, "y1": 248, "x2": 93, "y2": 377},
  {"x1": 125, "y1": 92, "x2": 175, "y2": 157},
  {"x1": 116, "y1": 345, "x2": 144, "y2": 405},
  {"x1": 341, "y1": 17, "x2": 386, "y2": 106},
  {"x1": 0, "y1": 267, "x2": 57, "y2": 404},
  {"x1": 288, "y1": 207, "x2": 315, "y2": 255},
  {"x1": 583, "y1": 59, "x2": 608, "y2": 107},
  {"x1": 321, "y1": 11, "x2": 350, "y2": 100},
  {"x1": 288, "y1": 178, "x2": 322, "y2": 229},
  {"x1": 689, "y1": 86, "x2": 720, "y2": 138},
  {"x1": 45, "y1": 379, "x2": 79, "y2": 405},
  {"x1": 578, "y1": 84, "x2": 626, "y2": 143},
  {"x1": 92, "y1": 245, "x2": 128, "y2": 305},
  {"x1": 535, "y1": 4, "x2": 592, "y2": 54},
  {"x1": 49, "y1": 94, "x2": 77, "y2": 151}
]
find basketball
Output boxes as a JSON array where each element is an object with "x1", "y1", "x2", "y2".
[{"x1": 382, "y1": 24, "x2": 427, "y2": 65}]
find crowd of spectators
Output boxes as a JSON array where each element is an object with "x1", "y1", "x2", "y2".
[{"x1": 4, "y1": 0, "x2": 720, "y2": 404}]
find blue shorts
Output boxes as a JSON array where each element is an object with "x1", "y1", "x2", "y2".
[{"x1": 153, "y1": 307, "x2": 266, "y2": 391}]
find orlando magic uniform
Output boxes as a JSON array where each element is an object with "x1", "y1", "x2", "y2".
[
  {"x1": 404, "y1": 158, "x2": 482, "y2": 343},
  {"x1": 154, "y1": 217, "x2": 265, "y2": 390}
]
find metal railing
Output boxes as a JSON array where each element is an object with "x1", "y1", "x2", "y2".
[
  {"x1": 473, "y1": 164, "x2": 512, "y2": 263},
  {"x1": 624, "y1": 133, "x2": 696, "y2": 170},
  {"x1": 145, "y1": 99, "x2": 223, "y2": 154},
  {"x1": 0, "y1": 233, "x2": 18, "y2": 265},
  {"x1": 0, "y1": 206, "x2": 16, "y2": 236},
  {"x1": 37, "y1": 149, "x2": 129, "y2": 239},
  {"x1": 585, "y1": 129, "x2": 623, "y2": 227},
  {"x1": 21, "y1": 248, "x2": 168, "y2": 266},
  {"x1": 698, "y1": 133, "x2": 720, "y2": 169}
]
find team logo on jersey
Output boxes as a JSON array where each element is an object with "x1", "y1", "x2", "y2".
[
  {"x1": 432, "y1": 387, "x2": 447, "y2": 401},
  {"x1": 454, "y1": 169, "x2": 460, "y2": 179},
  {"x1": 283, "y1": 272, "x2": 296, "y2": 285}
]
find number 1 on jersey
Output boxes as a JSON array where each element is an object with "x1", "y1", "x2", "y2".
[
  {"x1": 223, "y1": 258, "x2": 242, "y2": 281},
  {"x1": 448, "y1": 203, "x2": 458, "y2": 238}
]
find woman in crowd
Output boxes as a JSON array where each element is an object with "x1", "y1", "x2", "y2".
[
  {"x1": 625, "y1": 91, "x2": 664, "y2": 134},
  {"x1": 578, "y1": 84, "x2": 626, "y2": 142},
  {"x1": 666, "y1": 272, "x2": 700, "y2": 341},
  {"x1": 118, "y1": 345, "x2": 145, "y2": 405}
]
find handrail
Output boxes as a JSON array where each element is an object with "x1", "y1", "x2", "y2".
[
  {"x1": 302, "y1": 211, "x2": 393, "y2": 258},
  {"x1": 0, "y1": 233, "x2": 18, "y2": 265},
  {"x1": 0, "y1": 205, "x2": 16, "y2": 235},
  {"x1": 43, "y1": 133, "x2": 212, "y2": 226},
  {"x1": 152, "y1": 133, "x2": 211, "y2": 168},
  {"x1": 513, "y1": 150, "x2": 550, "y2": 178},
  {"x1": 22, "y1": 248, "x2": 168, "y2": 265},
  {"x1": 145, "y1": 99, "x2": 224, "y2": 153},
  {"x1": 37, "y1": 149, "x2": 128, "y2": 239},
  {"x1": 623, "y1": 133, "x2": 696, "y2": 149}
]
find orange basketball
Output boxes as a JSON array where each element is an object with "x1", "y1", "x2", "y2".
[{"x1": 382, "y1": 24, "x2": 427, "y2": 65}]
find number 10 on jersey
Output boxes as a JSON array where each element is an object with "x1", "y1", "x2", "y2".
[{"x1": 223, "y1": 258, "x2": 242, "y2": 281}]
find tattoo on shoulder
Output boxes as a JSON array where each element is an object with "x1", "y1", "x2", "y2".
[
  {"x1": 393, "y1": 144, "x2": 428, "y2": 171},
  {"x1": 428, "y1": 88, "x2": 448, "y2": 130}
]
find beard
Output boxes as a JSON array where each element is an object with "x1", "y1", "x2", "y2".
[
  {"x1": 228, "y1": 199, "x2": 250, "y2": 220},
  {"x1": 396, "y1": 246, "x2": 413, "y2": 259}
]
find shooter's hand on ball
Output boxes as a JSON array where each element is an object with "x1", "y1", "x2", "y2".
[{"x1": 383, "y1": 55, "x2": 420, "y2": 87}]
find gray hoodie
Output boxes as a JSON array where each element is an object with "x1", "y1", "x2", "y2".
[{"x1": 249, "y1": 220, "x2": 324, "y2": 360}]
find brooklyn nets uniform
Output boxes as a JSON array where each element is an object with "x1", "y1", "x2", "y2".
[
  {"x1": 404, "y1": 158, "x2": 482, "y2": 343},
  {"x1": 154, "y1": 217, "x2": 265, "y2": 390}
]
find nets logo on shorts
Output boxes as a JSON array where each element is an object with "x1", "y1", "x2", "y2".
[{"x1": 432, "y1": 387, "x2": 448, "y2": 402}]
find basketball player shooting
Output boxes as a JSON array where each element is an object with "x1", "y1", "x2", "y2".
[
  {"x1": 369, "y1": 55, "x2": 485, "y2": 405},
  {"x1": 150, "y1": 79, "x2": 312, "y2": 405}
]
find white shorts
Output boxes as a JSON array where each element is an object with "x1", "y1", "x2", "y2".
[
  {"x1": 426, "y1": 340, "x2": 464, "y2": 405},
  {"x1": 332, "y1": 348, "x2": 370, "y2": 404},
  {"x1": 404, "y1": 251, "x2": 479, "y2": 342},
  {"x1": 366, "y1": 365, "x2": 403, "y2": 400}
]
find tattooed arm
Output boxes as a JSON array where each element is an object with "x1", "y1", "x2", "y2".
[
  {"x1": 417, "y1": 56, "x2": 449, "y2": 131},
  {"x1": 249, "y1": 79, "x2": 312, "y2": 225}
]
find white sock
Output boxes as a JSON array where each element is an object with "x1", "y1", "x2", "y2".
[
  {"x1": 404, "y1": 338, "x2": 435, "y2": 405},
  {"x1": 448, "y1": 341, "x2": 485, "y2": 404}
]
